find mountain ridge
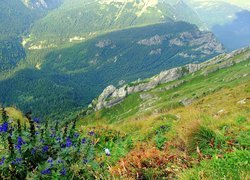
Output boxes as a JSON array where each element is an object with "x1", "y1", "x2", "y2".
[{"x1": 90, "y1": 47, "x2": 250, "y2": 111}]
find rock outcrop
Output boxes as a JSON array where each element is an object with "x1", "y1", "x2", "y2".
[{"x1": 91, "y1": 47, "x2": 250, "y2": 111}]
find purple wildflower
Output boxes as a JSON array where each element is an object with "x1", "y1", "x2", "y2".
[
  {"x1": 50, "y1": 133, "x2": 56, "y2": 138},
  {"x1": 42, "y1": 146, "x2": 49, "y2": 153},
  {"x1": 47, "y1": 157, "x2": 53, "y2": 163},
  {"x1": 56, "y1": 137, "x2": 61, "y2": 142},
  {"x1": 31, "y1": 148, "x2": 36, "y2": 155},
  {"x1": 17, "y1": 136, "x2": 25, "y2": 145},
  {"x1": 33, "y1": 118, "x2": 40, "y2": 124},
  {"x1": 60, "y1": 167, "x2": 67, "y2": 176},
  {"x1": 41, "y1": 168, "x2": 51, "y2": 175},
  {"x1": 0, "y1": 157, "x2": 5, "y2": 165},
  {"x1": 15, "y1": 136, "x2": 26, "y2": 151},
  {"x1": 89, "y1": 131, "x2": 95, "y2": 136},
  {"x1": 66, "y1": 138, "x2": 72, "y2": 148},
  {"x1": 0, "y1": 122, "x2": 8, "y2": 133},
  {"x1": 74, "y1": 133, "x2": 79, "y2": 138},
  {"x1": 81, "y1": 138, "x2": 86, "y2": 144},
  {"x1": 12, "y1": 158, "x2": 22, "y2": 165},
  {"x1": 57, "y1": 159, "x2": 64, "y2": 164},
  {"x1": 83, "y1": 159, "x2": 88, "y2": 164}
]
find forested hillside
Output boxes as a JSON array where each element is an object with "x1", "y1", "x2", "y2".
[{"x1": 0, "y1": 22, "x2": 224, "y2": 118}]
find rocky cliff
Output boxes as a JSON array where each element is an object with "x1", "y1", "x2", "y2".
[{"x1": 90, "y1": 47, "x2": 250, "y2": 111}]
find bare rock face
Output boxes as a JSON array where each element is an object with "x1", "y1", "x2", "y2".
[
  {"x1": 93, "y1": 63, "x2": 201, "y2": 111},
  {"x1": 91, "y1": 47, "x2": 250, "y2": 111},
  {"x1": 95, "y1": 39, "x2": 116, "y2": 48},
  {"x1": 137, "y1": 35, "x2": 165, "y2": 46},
  {"x1": 94, "y1": 85, "x2": 116, "y2": 110}
]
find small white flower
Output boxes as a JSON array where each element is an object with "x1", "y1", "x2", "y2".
[{"x1": 104, "y1": 148, "x2": 111, "y2": 156}]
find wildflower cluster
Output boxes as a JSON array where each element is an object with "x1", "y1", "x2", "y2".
[{"x1": 0, "y1": 109, "x2": 111, "y2": 179}]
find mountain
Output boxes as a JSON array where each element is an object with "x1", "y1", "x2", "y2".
[
  {"x1": 0, "y1": 0, "x2": 36, "y2": 71},
  {"x1": 89, "y1": 47, "x2": 250, "y2": 111},
  {"x1": 0, "y1": 0, "x2": 35, "y2": 39},
  {"x1": 0, "y1": 22, "x2": 224, "y2": 119},
  {"x1": 29, "y1": 0, "x2": 204, "y2": 44}
]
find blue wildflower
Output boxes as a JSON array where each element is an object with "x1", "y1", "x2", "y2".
[
  {"x1": 66, "y1": 138, "x2": 72, "y2": 148},
  {"x1": 12, "y1": 158, "x2": 22, "y2": 165},
  {"x1": 0, "y1": 157, "x2": 5, "y2": 166},
  {"x1": 41, "y1": 168, "x2": 51, "y2": 175},
  {"x1": 17, "y1": 136, "x2": 25, "y2": 145},
  {"x1": 31, "y1": 148, "x2": 36, "y2": 155},
  {"x1": 35, "y1": 132, "x2": 39, "y2": 135},
  {"x1": 15, "y1": 144, "x2": 22, "y2": 151},
  {"x1": 42, "y1": 146, "x2": 49, "y2": 153},
  {"x1": 74, "y1": 133, "x2": 79, "y2": 138},
  {"x1": 89, "y1": 131, "x2": 95, "y2": 136},
  {"x1": 60, "y1": 167, "x2": 67, "y2": 176},
  {"x1": 47, "y1": 157, "x2": 53, "y2": 163},
  {"x1": 15, "y1": 136, "x2": 26, "y2": 151},
  {"x1": 83, "y1": 159, "x2": 88, "y2": 164},
  {"x1": 50, "y1": 133, "x2": 56, "y2": 138},
  {"x1": 57, "y1": 159, "x2": 64, "y2": 164},
  {"x1": 56, "y1": 137, "x2": 61, "y2": 142},
  {"x1": 81, "y1": 138, "x2": 86, "y2": 144},
  {"x1": 33, "y1": 118, "x2": 40, "y2": 123},
  {"x1": 0, "y1": 122, "x2": 8, "y2": 133},
  {"x1": 61, "y1": 144, "x2": 66, "y2": 148}
]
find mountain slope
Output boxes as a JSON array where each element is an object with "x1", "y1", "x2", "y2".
[
  {"x1": 89, "y1": 47, "x2": 250, "y2": 112},
  {"x1": 74, "y1": 47, "x2": 250, "y2": 179},
  {"x1": 29, "y1": 0, "x2": 204, "y2": 43},
  {"x1": 0, "y1": 0, "x2": 36, "y2": 71},
  {"x1": 0, "y1": 22, "x2": 224, "y2": 118},
  {"x1": 0, "y1": 0, "x2": 35, "y2": 39}
]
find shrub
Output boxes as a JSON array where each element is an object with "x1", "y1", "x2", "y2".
[
  {"x1": 110, "y1": 144, "x2": 194, "y2": 179},
  {"x1": 187, "y1": 126, "x2": 223, "y2": 154}
]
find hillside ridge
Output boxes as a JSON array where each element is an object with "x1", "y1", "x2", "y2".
[{"x1": 90, "y1": 47, "x2": 250, "y2": 111}]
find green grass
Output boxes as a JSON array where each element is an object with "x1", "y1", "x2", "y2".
[{"x1": 75, "y1": 50, "x2": 250, "y2": 178}]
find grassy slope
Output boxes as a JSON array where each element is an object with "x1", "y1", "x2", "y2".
[{"x1": 77, "y1": 50, "x2": 250, "y2": 178}]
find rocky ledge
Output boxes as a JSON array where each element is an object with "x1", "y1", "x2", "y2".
[{"x1": 89, "y1": 47, "x2": 250, "y2": 111}]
